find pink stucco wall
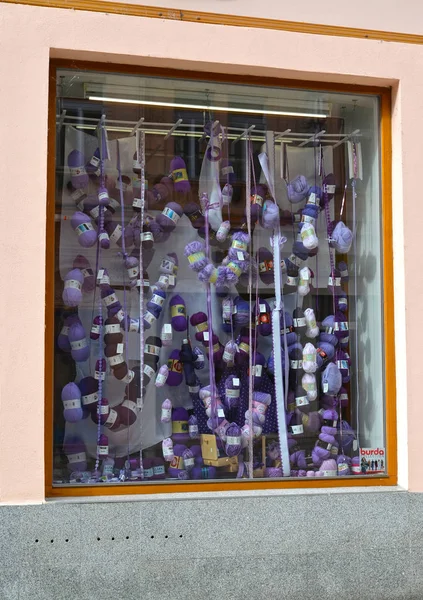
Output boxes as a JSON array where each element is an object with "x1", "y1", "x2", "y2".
[{"x1": 0, "y1": 2, "x2": 418, "y2": 502}]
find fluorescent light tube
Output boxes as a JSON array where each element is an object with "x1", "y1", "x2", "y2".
[{"x1": 87, "y1": 96, "x2": 327, "y2": 118}]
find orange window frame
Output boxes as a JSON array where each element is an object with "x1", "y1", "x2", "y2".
[{"x1": 45, "y1": 58, "x2": 396, "y2": 498}]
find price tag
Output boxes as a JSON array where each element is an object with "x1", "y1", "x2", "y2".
[
  {"x1": 233, "y1": 378, "x2": 240, "y2": 387},
  {"x1": 259, "y1": 304, "x2": 266, "y2": 313},
  {"x1": 203, "y1": 332, "x2": 209, "y2": 341},
  {"x1": 97, "y1": 269, "x2": 104, "y2": 280},
  {"x1": 117, "y1": 343, "x2": 124, "y2": 354}
]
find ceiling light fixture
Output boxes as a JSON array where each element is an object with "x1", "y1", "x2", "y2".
[{"x1": 87, "y1": 96, "x2": 327, "y2": 119}]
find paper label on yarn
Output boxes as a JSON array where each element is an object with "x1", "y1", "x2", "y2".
[
  {"x1": 108, "y1": 353, "x2": 124, "y2": 367},
  {"x1": 223, "y1": 350, "x2": 235, "y2": 363},
  {"x1": 154, "y1": 465, "x2": 165, "y2": 475},
  {"x1": 81, "y1": 268, "x2": 93, "y2": 279},
  {"x1": 161, "y1": 325, "x2": 172, "y2": 341},
  {"x1": 217, "y1": 408, "x2": 225, "y2": 418},
  {"x1": 143, "y1": 363, "x2": 155, "y2": 379},
  {"x1": 293, "y1": 317, "x2": 306, "y2": 327},
  {"x1": 324, "y1": 184, "x2": 336, "y2": 194},
  {"x1": 68, "y1": 452, "x2": 87, "y2": 464},
  {"x1": 91, "y1": 324, "x2": 100, "y2": 335},
  {"x1": 328, "y1": 276, "x2": 341, "y2": 287},
  {"x1": 156, "y1": 372, "x2": 167, "y2": 386},
  {"x1": 301, "y1": 214, "x2": 315, "y2": 225},
  {"x1": 303, "y1": 354, "x2": 315, "y2": 362},
  {"x1": 309, "y1": 191, "x2": 321, "y2": 205},
  {"x1": 82, "y1": 391, "x2": 98, "y2": 406},
  {"x1": 64, "y1": 279, "x2": 82, "y2": 292},
  {"x1": 98, "y1": 404, "x2": 109, "y2": 415},
  {"x1": 71, "y1": 187, "x2": 85, "y2": 201},
  {"x1": 337, "y1": 360, "x2": 349, "y2": 370},
  {"x1": 232, "y1": 240, "x2": 247, "y2": 251},
  {"x1": 144, "y1": 311, "x2": 156, "y2": 325},
  {"x1": 105, "y1": 409, "x2": 118, "y2": 428},
  {"x1": 334, "y1": 321, "x2": 349, "y2": 331},
  {"x1": 97, "y1": 269, "x2": 104, "y2": 280},
  {"x1": 145, "y1": 343, "x2": 160, "y2": 357},
  {"x1": 151, "y1": 294, "x2": 165, "y2": 308},
  {"x1": 140, "y1": 232, "x2": 153, "y2": 243},
  {"x1": 122, "y1": 370, "x2": 134, "y2": 384},
  {"x1": 127, "y1": 266, "x2": 139, "y2": 279},
  {"x1": 287, "y1": 254, "x2": 302, "y2": 268},
  {"x1": 121, "y1": 399, "x2": 137, "y2": 415},
  {"x1": 254, "y1": 365, "x2": 263, "y2": 376},
  {"x1": 322, "y1": 382, "x2": 329, "y2": 393},
  {"x1": 303, "y1": 381, "x2": 316, "y2": 392},
  {"x1": 63, "y1": 399, "x2": 81, "y2": 409},
  {"x1": 226, "y1": 436, "x2": 241, "y2": 446},
  {"x1": 236, "y1": 251, "x2": 245, "y2": 261},
  {"x1": 359, "y1": 448, "x2": 385, "y2": 473},
  {"x1": 286, "y1": 276, "x2": 298, "y2": 286},
  {"x1": 90, "y1": 205, "x2": 100, "y2": 220},
  {"x1": 330, "y1": 446, "x2": 339, "y2": 457},
  {"x1": 232, "y1": 378, "x2": 240, "y2": 387},
  {"x1": 115, "y1": 309, "x2": 125, "y2": 322},
  {"x1": 338, "y1": 463, "x2": 349, "y2": 474},
  {"x1": 76, "y1": 222, "x2": 94, "y2": 236},
  {"x1": 183, "y1": 457, "x2": 194, "y2": 469},
  {"x1": 132, "y1": 197, "x2": 143, "y2": 209},
  {"x1": 105, "y1": 323, "x2": 121, "y2": 334},
  {"x1": 109, "y1": 224, "x2": 123, "y2": 244},
  {"x1": 165, "y1": 275, "x2": 175, "y2": 286},
  {"x1": 160, "y1": 258, "x2": 174, "y2": 274},
  {"x1": 162, "y1": 206, "x2": 180, "y2": 224},
  {"x1": 290, "y1": 359, "x2": 303, "y2": 369},
  {"x1": 301, "y1": 226, "x2": 315, "y2": 240},
  {"x1": 70, "y1": 338, "x2": 88, "y2": 350},
  {"x1": 94, "y1": 370, "x2": 106, "y2": 381},
  {"x1": 341, "y1": 336, "x2": 349, "y2": 343},
  {"x1": 340, "y1": 268, "x2": 348, "y2": 277},
  {"x1": 103, "y1": 293, "x2": 118, "y2": 307},
  {"x1": 258, "y1": 303, "x2": 266, "y2": 313},
  {"x1": 97, "y1": 445, "x2": 109, "y2": 456},
  {"x1": 290, "y1": 425, "x2": 304, "y2": 435},
  {"x1": 194, "y1": 353, "x2": 204, "y2": 365},
  {"x1": 203, "y1": 331, "x2": 210, "y2": 342},
  {"x1": 163, "y1": 445, "x2": 174, "y2": 458},
  {"x1": 189, "y1": 424, "x2": 199, "y2": 436},
  {"x1": 129, "y1": 319, "x2": 140, "y2": 333},
  {"x1": 226, "y1": 388, "x2": 240, "y2": 398},
  {"x1": 339, "y1": 393, "x2": 348, "y2": 402},
  {"x1": 300, "y1": 268, "x2": 310, "y2": 281},
  {"x1": 295, "y1": 395, "x2": 309, "y2": 407}
]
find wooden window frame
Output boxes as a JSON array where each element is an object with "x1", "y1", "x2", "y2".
[{"x1": 46, "y1": 58, "x2": 395, "y2": 498}]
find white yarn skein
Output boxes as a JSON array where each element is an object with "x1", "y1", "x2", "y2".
[
  {"x1": 304, "y1": 308, "x2": 319, "y2": 339},
  {"x1": 302, "y1": 373, "x2": 318, "y2": 402},
  {"x1": 298, "y1": 266, "x2": 311, "y2": 296},
  {"x1": 302, "y1": 342, "x2": 317, "y2": 374},
  {"x1": 300, "y1": 222, "x2": 319, "y2": 250}
]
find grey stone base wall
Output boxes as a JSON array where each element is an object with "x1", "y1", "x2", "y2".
[{"x1": 1, "y1": 488, "x2": 422, "y2": 599}]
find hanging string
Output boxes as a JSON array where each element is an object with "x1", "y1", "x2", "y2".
[
  {"x1": 94, "y1": 118, "x2": 107, "y2": 474},
  {"x1": 352, "y1": 139, "x2": 359, "y2": 449},
  {"x1": 204, "y1": 126, "x2": 218, "y2": 427},
  {"x1": 116, "y1": 140, "x2": 132, "y2": 466},
  {"x1": 245, "y1": 134, "x2": 254, "y2": 479},
  {"x1": 138, "y1": 130, "x2": 146, "y2": 477}
]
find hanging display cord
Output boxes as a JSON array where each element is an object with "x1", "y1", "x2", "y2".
[
  {"x1": 321, "y1": 147, "x2": 344, "y2": 448},
  {"x1": 245, "y1": 134, "x2": 254, "y2": 478},
  {"x1": 204, "y1": 124, "x2": 218, "y2": 427},
  {"x1": 259, "y1": 137, "x2": 290, "y2": 476},
  {"x1": 94, "y1": 116, "x2": 107, "y2": 474},
  {"x1": 116, "y1": 140, "x2": 132, "y2": 466},
  {"x1": 352, "y1": 139, "x2": 359, "y2": 450},
  {"x1": 138, "y1": 131, "x2": 146, "y2": 477}
]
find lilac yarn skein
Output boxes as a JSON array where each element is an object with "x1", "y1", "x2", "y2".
[
  {"x1": 225, "y1": 423, "x2": 242, "y2": 456},
  {"x1": 62, "y1": 269, "x2": 84, "y2": 307},
  {"x1": 156, "y1": 202, "x2": 183, "y2": 232},
  {"x1": 61, "y1": 382, "x2": 83, "y2": 422},
  {"x1": 71, "y1": 211, "x2": 97, "y2": 248},
  {"x1": 68, "y1": 321, "x2": 90, "y2": 362}
]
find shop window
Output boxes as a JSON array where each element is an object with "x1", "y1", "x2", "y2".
[{"x1": 50, "y1": 65, "x2": 392, "y2": 490}]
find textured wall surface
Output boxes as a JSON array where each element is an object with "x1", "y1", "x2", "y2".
[{"x1": 0, "y1": 489, "x2": 422, "y2": 600}]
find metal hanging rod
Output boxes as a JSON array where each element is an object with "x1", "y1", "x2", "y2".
[{"x1": 56, "y1": 115, "x2": 361, "y2": 146}]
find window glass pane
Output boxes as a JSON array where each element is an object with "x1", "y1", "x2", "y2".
[{"x1": 52, "y1": 68, "x2": 385, "y2": 486}]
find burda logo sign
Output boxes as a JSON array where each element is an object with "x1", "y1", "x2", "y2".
[{"x1": 360, "y1": 448, "x2": 385, "y2": 457}]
